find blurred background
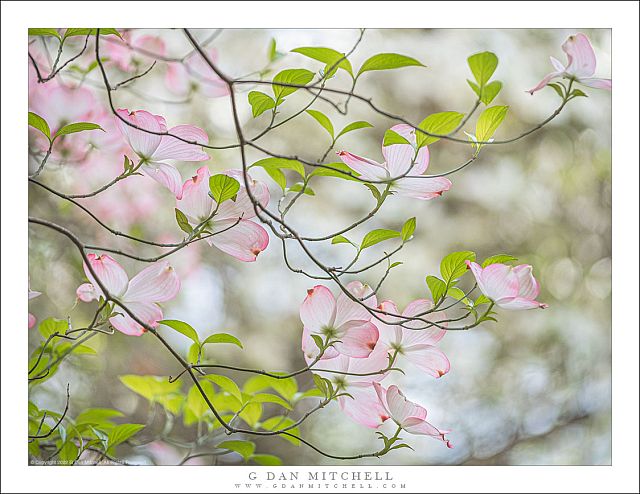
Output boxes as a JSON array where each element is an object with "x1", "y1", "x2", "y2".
[{"x1": 28, "y1": 28, "x2": 611, "y2": 465}]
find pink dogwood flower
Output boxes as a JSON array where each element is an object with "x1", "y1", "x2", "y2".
[
  {"x1": 105, "y1": 32, "x2": 166, "y2": 73},
  {"x1": 176, "y1": 166, "x2": 270, "y2": 262},
  {"x1": 115, "y1": 109, "x2": 209, "y2": 198},
  {"x1": 466, "y1": 261, "x2": 548, "y2": 310},
  {"x1": 374, "y1": 299, "x2": 450, "y2": 378},
  {"x1": 301, "y1": 282, "x2": 379, "y2": 359},
  {"x1": 528, "y1": 33, "x2": 611, "y2": 95},
  {"x1": 337, "y1": 124, "x2": 452, "y2": 200},
  {"x1": 309, "y1": 346, "x2": 392, "y2": 428},
  {"x1": 165, "y1": 48, "x2": 230, "y2": 98},
  {"x1": 373, "y1": 383, "x2": 453, "y2": 448},
  {"x1": 28, "y1": 282, "x2": 41, "y2": 329},
  {"x1": 76, "y1": 254, "x2": 180, "y2": 336}
]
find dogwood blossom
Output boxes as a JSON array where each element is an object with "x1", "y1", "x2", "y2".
[
  {"x1": 528, "y1": 33, "x2": 611, "y2": 95},
  {"x1": 77, "y1": 254, "x2": 180, "y2": 336},
  {"x1": 373, "y1": 383, "x2": 453, "y2": 448},
  {"x1": 176, "y1": 166, "x2": 270, "y2": 262},
  {"x1": 115, "y1": 109, "x2": 209, "y2": 198},
  {"x1": 28, "y1": 282, "x2": 41, "y2": 329},
  {"x1": 165, "y1": 48, "x2": 229, "y2": 98},
  {"x1": 338, "y1": 124, "x2": 451, "y2": 200},
  {"x1": 466, "y1": 261, "x2": 548, "y2": 310}
]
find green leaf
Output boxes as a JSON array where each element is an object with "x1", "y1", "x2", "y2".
[
  {"x1": 447, "y1": 286, "x2": 471, "y2": 306},
  {"x1": 217, "y1": 440, "x2": 255, "y2": 461},
  {"x1": 383, "y1": 129, "x2": 412, "y2": 147},
  {"x1": 248, "y1": 91, "x2": 276, "y2": 118},
  {"x1": 251, "y1": 157, "x2": 305, "y2": 191},
  {"x1": 267, "y1": 38, "x2": 279, "y2": 62},
  {"x1": 243, "y1": 375, "x2": 298, "y2": 401},
  {"x1": 174, "y1": 208, "x2": 193, "y2": 234},
  {"x1": 247, "y1": 393, "x2": 293, "y2": 410},
  {"x1": 474, "y1": 294, "x2": 492, "y2": 306},
  {"x1": 291, "y1": 47, "x2": 353, "y2": 77},
  {"x1": 547, "y1": 83, "x2": 566, "y2": 99},
  {"x1": 58, "y1": 440, "x2": 79, "y2": 464},
  {"x1": 570, "y1": 88, "x2": 588, "y2": 98},
  {"x1": 476, "y1": 105, "x2": 508, "y2": 145},
  {"x1": 187, "y1": 342, "x2": 200, "y2": 365},
  {"x1": 331, "y1": 234, "x2": 353, "y2": 246},
  {"x1": 272, "y1": 68, "x2": 315, "y2": 103},
  {"x1": 401, "y1": 217, "x2": 416, "y2": 242},
  {"x1": 252, "y1": 454, "x2": 282, "y2": 466},
  {"x1": 360, "y1": 229, "x2": 401, "y2": 250},
  {"x1": 308, "y1": 162, "x2": 358, "y2": 181},
  {"x1": 184, "y1": 381, "x2": 214, "y2": 424},
  {"x1": 209, "y1": 174, "x2": 240, "y2": 204},
  {"x1": 482, "y1": 254, "x2": 518, "y2": 267},
  {"x1": 260, "y1": 416, "x2": 300, "y2": 445},
  {"x1": 364, "y1": 183, "x2": 383, "y2": 204},
  {"x1": 335, "y1": 121, "x2": 373, "y2": 140},
  {"x1": 306, "y1": 110, "x2": 334, "y2": 138},
  {"x1": 467, "y1": 79, "x2": 481, "y2": 98},
  {"x1": 38, "y1": 318, "x2": 67, "y2": 339},
  {"x1": 107, "y1": 423, "x2": 145, "y2": 450},
  {"x1": 204, "y1": 375, "x2": 243, "y2": 402},
  {"x1": 28, "y1": 28, "x2": 61, "y2": 40},
  {"x1": 426, "y1": 275, "x2": 447, "y2": 303},
  {"x1": 159, "y1": 319, "x2": 200, "y2": 344},
  {"x1": 72, "y1": 344, "x2": 97, "y2": 355},
  {"x1": 468, "y1": 51, "x2": 498, "y2": 87},
  {"x1": 440, "y1": 251, "x2": 476, "y2": 283},
  {"x1": 239, "y1": 402, "x2": 263, "y2": 427},
  {"x1": 288, "y1": 182, "x2": 315, "y2": 196},
  {"x1": 75, "y1": 408, "x2": 123, "y2": 426},
  {"x1": 357, "y1": 53, "x2": 424, "y2": 76},
  {"x1": 416, "y1": 111, "x2": 464, "y2": 148},
  {"x1": 28, "y1": 112, "x2": 51, "y2": 141},
  {"x1": 119, "y1": 375, "x2": 182, "y2": 402},
  {"x1": 54, "y1": 122, "x2": 104, "y2": 139},
  {"x1": 202, "y1": 332, "x2": 243, "y2": 349},
  {"x1": 63, "y1": 28, "x2": 122, "y2": 39},
  {"x1": 480, "y1": 80, "x2": 503, "y2": 105}
]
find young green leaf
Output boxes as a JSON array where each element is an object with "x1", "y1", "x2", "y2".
[
  {"x1": 272, "y1": 68, "x2": 314, "y2": 103},
  {"x1": 467, "y1": 51, "x2": 498, "y2": 87},
  {"x1": 54, "y1": 122, "x2": 104, "y2": 139},
  {"x1": 306, "y1": 109, "x2": 334, "y2": 138},
  {"x1": 475, "y1": 105, "x2": 509, "y2": 144},
  {"x1": 288, "y1": 182, "x2": 315, "y2": 196},
  {"x1": 174, "y1": 208, "x2": 193, "y2": 234},
  {"x1": 204, "y1": 375, "x2": 243, "y2": 402},
  {"x1": 401, "y1": 217, "x2": 416, "y2": 242},
  {"x1": 335, "y1": 121, "x2": 373, "y2": 140},
  {"x1": 119, "y1": 375, "x2": 182, "y2": 402},
  {"x1": 217, "y1": 440, "x2": 256, "y2": 460},
  {"x1": 251, "y1": 454, "x2": 283, "y2": 466},
  {"x1": 383, "y1": 129, "x2": 412, "y2": 147},
  {"x1": 290, "y1": 46, "x2": 353, "y2": 77},
  {"x1": 246, "y1": 393, "x2": 293, "y2": 410},
  {"x1": 75, "y1": 408, "x2": 124, "y2": 426},
  {"x1": 202, "y1": 333, "x2": 243, "y2": 349},
  {"x1": 159, "y1": 319, "x2": 200, "y2": 344},
  {"x1": 38, "y1": 318, "x2": 68, "y2": 339},
  {"x1": 480, "y1": 80, "x2": 503, "y2": 105},
  {"x1": 251, "y1": 157, "x2": 305, "y2": 191},
  {"x1": 416, "y1": 111, "x2": 464, "y2": 148},
  {"x1": 358, "y1": 53, "x2": 425, "y2": 77},
  {"x1": 308, "y1": 162, "x2": 359, "y2": 181},
  {"x1": 481, "y1": 254, "x2": 518, "y2": 267},
  {"x1": 28, "y1": 112, "x2": 51, "y2": 141},
  {"x1": 63, "y1": 28, "x2": 122, "y2": 39},
  {"x1": 360, "y1": 229, "x2": 401, "y2": 250},
  {"x1": 440, "y1": 251, "x2": 476, "y2": 282},
  {"x1": 28, "y1": 28, "x2": 61, "y2": 40},
  {"x1": 260, "y1": 416, "x2": 300, "y2": 446},
  {"x1": 331, "y1": 234, "x2": 352, "y2": 245},
  {"x1": 209, "y1": 174, "x2": 240, "y2": 204},
  {"x1": 426, "y1": 275, "x2": 447, "y2": 303},
  {"x1": 107, "y1": 424, "x2": 145, "y2": 450},
  {"x1": 248, "y1": 91, "x2": 276, "y2": 118}
]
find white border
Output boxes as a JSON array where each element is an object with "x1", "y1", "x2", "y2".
[{"x1": 2, "y1": 1, "x2": 638, "y2": 493}]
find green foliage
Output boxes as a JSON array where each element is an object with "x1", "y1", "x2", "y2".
[
  {"x1": 204, "y1": 375, "x2": 243, "y2": 402},
  {"x1": 251, "y1": 157, "x2": 305, "y2": 190},
  {"x1": 28, "y1": 28, "x2": 61, "y2": 39},
  {"x1": 335, "y1": 121, "x2": 373, "y2": 140},
  {"x1": 401, "y1": 217, "x2": 416, "y2": 242},
  {"x1": 360, "y1": 229, "x2": 401, "y2": 251},
  {"x1": 202, "y1": 333, "x2": 243, "y2": 349},
  {"x1": 54, "y1": 122, "x2": 104, "y2": 139},
  {"x1": 38, "y1": 317, "x2": 67, "y2": 339},
  {"x1": 482, "y1": 254, "x2": 518, "y2": 267},
  {"x1": 288, "y1": 182, "x2": 315, "y2": 196},
  {"x1": 306, "y1": 109, "x2": 334, "y2": 138},
  {"x1": 272, "y1": 68, "x2": 315, "y2": 104},
  {"x1": 74, "y1": 408, "x2": 124, "y2": 427},
  {"x1": 209, "y1": 174, "x2": 240, "y2": 204},
  {"x1": 252, "y1": 454, "x2": 283, "y2": 466},
  {"x1": 243, "y1": 374, "x2": 298, "y2": 402},
  {"x1": 245, "y1": 393, "x2": 293, "y2": 410},
  {"x1": 260, "y1": 416, "x2": 301, "y2": 445},
  {"x1": 174, "y1": 208, "x2": 193, "y2": 234},
  {"x1": 119, "y1": 375, "x2": 183, "y2": 415},
  {"x1": 63, "y1": 28, "x2": 122, "y2": 39},
  {"x1": 28, "y1": 112, "x2": 51, "y2": 141},
  {"x1": 416, "y1": 111, "x2": 464, "y2": 148},
  {"x1": 382, "y1": 129, "x2": 412, "y2": 147},
  {"x1": 357, "y1": 53, "x2": 425, "y2": 76},
  {"x1": 106, "y1": 423, "x2": 144, "y2": 453},
  {"x1": 291, "y1": 46, "x2": 354, "y2": 77},
  {"x1": 467, "y1": 51, "x2": 503, "y2": 105},
  {"x1": 248, "y1": 91, "x2": 276, "y2": 118},
  {"x1": 159, "y1": 319, "x2": 200, "y2": 344},
  {"x1": 426, "y1": 275, "x2": 447, "y2": 303},
  {"x1": 308, "y1": 162, "x2": 359, "y2": 181},
  {"x1": 475, "y1": 105, "x2": 509, "y2": 147},
  {"x1": 217, "y1": 440, "x2": 256, "y2": 460},
  {"x1": 440, "y1": 250, "x2": 476, "y2": 283}
]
